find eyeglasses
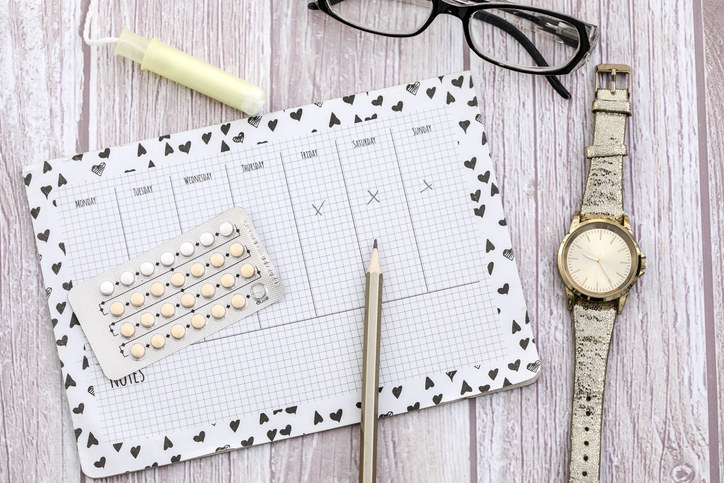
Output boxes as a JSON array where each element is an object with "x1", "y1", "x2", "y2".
[{"x1": 308, "y1": 0, "x2": 599, "y2": 99}]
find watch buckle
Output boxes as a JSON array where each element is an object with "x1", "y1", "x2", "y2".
[{"x1": 595, "y1": 64, "x2": 631, "y2": 97}]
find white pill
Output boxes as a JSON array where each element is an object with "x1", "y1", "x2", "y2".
[
  {"x1": 190, "y1": 314, "x2": 206, "y2": 329},
  {"x1": 150, "y1": 334, "x2": 165, "y2": 349},
  {"x1": 180, "y1": 293, "x2": 196, "y2": 308},
  {"x1": 140, "y1": 313, "x2": 155, "y2": 328},
  {"x1": 190, "y1": 263, "x2": 205, "y2": 277},
  {"x1": 240, "y1": 264, "x2": 255, "y2": 279},
  {"x1": 210, "y1": 253, "x2": 225, "y2": 268},
  {"x1": 211, "y1": 304, "x2": 226, "y2": 319},
  {"x1": 171, "y1": 324, "x2": 186, "y2": 339},
  {"x1": 120, "y1": 323, "x2": 135, "y2": 338},
  {"x1": 110, "y1": 301, "x2": 125, "y2": 317},
  {"x1": 150, "y1": 282, "x2": 165, "y2": 297},
  {"x1": 219, "y1": 222, "x2": 234, "y2": 237},
  {"x1": 100, "y1": 281, "x2": 115, "y2": 296},
  {"x1": 140, "y1": 261, "x2": 155, "y2": 276},
  {"x1": 200, "y1": 232, "x2": 214, "y2": 247},
  {"x1": 160, "y1": 303, "x2": 175, "y2": 318},
  {"x1": 229, "y1": 243, "x2": 245, "y2": 258},
  {"x1": 180, "y1": 242, "x2": 195, "y2": 257},
  {"x1": 130, "y1": 343, "x2": 145, "y2": 359},
  {"x1": 170, "y1": 272, "x2": 185, "y2": 287},
  {"x1": 220, "y1": 273, "x2": 235, "y2": 288},
  {"x1": 120, "y1": 271, "x2": 134, "y2": 286},
  {"x1": 160, "y1": 252, "x2": 175, "y2": 266},
  {"x1": 231, "y1": 294, "x2": 246, "y2": 309}
]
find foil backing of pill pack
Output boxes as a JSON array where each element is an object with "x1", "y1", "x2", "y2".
[{"x1": 68, "y1": 207, "x2": 285, "y2": 380}]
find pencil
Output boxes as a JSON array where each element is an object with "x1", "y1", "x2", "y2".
[{"x1": 360, "y1": 239, "x2": 382, "y2": 483}]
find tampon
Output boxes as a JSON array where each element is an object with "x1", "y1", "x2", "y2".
[{"x1": 113, "y1": 28, "x2": 265, "y2": 115}]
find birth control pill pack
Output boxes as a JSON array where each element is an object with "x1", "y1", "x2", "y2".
[{"x1": 68, "y1": 207, "x2": 284, "y2": 379}]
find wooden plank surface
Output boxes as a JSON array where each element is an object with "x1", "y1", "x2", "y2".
[{"x1": 0, "y1": 0, "x2": 721, "y2": 481}]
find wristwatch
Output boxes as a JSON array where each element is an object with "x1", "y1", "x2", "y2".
[{"x1": 557, "y1": 64, "x2": 646, "y2": 482}]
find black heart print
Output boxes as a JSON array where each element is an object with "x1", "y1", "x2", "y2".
[
  {"x1": 94, "y1": 457, "x2": 106, "y2": 468},
  {"x1": 446, "y1": 370, "x2": 457, "y2": 381},
  {"x1": 426, "y1": 87, "x2": 436, "y2": 98},
  {"x1": 459, "y1": 120, "x2": 470, "y2": 133},
  {"x1": 113, "y1": 443, "x2": 123, "y2": 452},
  {"x1": 464, "y1": 157, "x2": 477, "y2": 170},
  {"x1": 57, "y1": 174, "x2": 67, "y2": 187},
  {"x1": 137, "y1": 143, "x2": 147, "y2": 156},
  {"x1": 72, "y1": 153, "x2": 83, "y2": 161},
  {"x1": 98, "y1": 148, "x2": 110, "y2": 158},
  {"x1": 267, "y1": 429, "x2": 277, "y2": 441},
  {"x1": 498, "y1": 283, "x2": 509, "y2": 295},
  {"x1": 164, "y1": 143, "x2": 174, "y2": 156},
  {"x1": 479, "y1": 171, "x2": 490, "y2": 183},
  {"x1": 259, "y1": 412, "x2": 269, "y2": 424},
  {"x1": 52, "y1": 262, "x2": 61, "y2": 274},
  {"x1": 479, "y1": 385, "x2": 490, "y2": 393},
  {"x1": 31, "y1": 206, "x2": 40, "y2": 219},
  {"x1": 519, "y1": 338, "x2": 530, "y2": 350},
  {"x1": 290, "y1": 108, "x2": 303, "y2": 121},
  {"x1": 268, "y1": 119, "x2": 278, "y2": 131},
  {"x1": 491, "y1": 183, "x2": 500, "y2": 196},
  {"x1": 314, "y1": 411, "x2": 323, "y2": 425},
  {"x1": 221, "y1": 123, "x2": 231, "y2": 134},
  {"x1": 171, "y1": 455, "x2": 181, "y2": 463},
  {"x1": 468, "y1": 97, "x2": 478, "y2": 107},
  {"x1": 202, "y1": 132, "x2": 212, "y2": 144},
  {"x1": 230, "y1": 419, "x2": 240, "y2": 432},
  {"x1": 391, "y1": 101, "x2": 403, "y2": 112},
  {"x1": 432, "y1": 394, "x2": 443, "y2": 405},
  {"x1": 371, "y1": 95, "x2": 383, "y2": 106},
  {"x1": 72, "y1": 403, "x2": 84, "y2": 414},
  {"x1": 508, "y1": 359, "x2": 521, "y2": 371},
  {"x1": 425, "y1": 376, "x2": 435, "y2": 389},
  {"x1": 163, "y1": 436, "x2": 173, "y2": 449},
  {"x1": 329, "y1": 112, "x2": 341, "y2": 128},
  {"x1": 64, "y1": 374, "x2": 76, "y2": 389},
  {"x1": 470, "y1": 190, "x2": 481, "y2": 202},
  {"x1": 485, "y1": 239, "x2": 495, "y2": 252},
  {"x1": 451, "y1": 75, "x2": 464, "y2": 88},
  {"x1": 280, "y1": 424, "x2": 292, "y2": 436},
  {"x1": 221, "y1": 140, "x2": 230, "y2": 153},
  {"x1": 43, "y1": 161, "x2": 53, "y2": 173},
  {"x1": 446, "y1": 92, "x2": 455, "y2": 104},
  {"x1": 158, "y1": 134, "x2": 171, "y2": 141},
  {"x1": 56, "y1": 335, "x2": 68, "y2": 346},
  {"x1": 74, "y1": 428, "x2": 82, "y2": 441},
  {"x1": 460, "y1": 380, "x2": 472, "y2": 395},
  {"x1": 130, "y1": 445, "x2": 141, "y2": 458},
  {"x1": 178, "y1": 141, "x2": 191, "y2": 154},
  {"x1": 343, "y1": 95, "x2": 355, "y2": 104},
  {"x1": 474, "y1": 205, "x2": 485, "y2": 218},
  {"x1": 286, "y1": 406, "x2": 297, "y2": 414},
  {"x1": 488, "y1": 368, "x2": 498, "y2": 380},
  {"x1": 87, "y1": 432, "x2": 99, "y2": 448},
  {"x1": 41, "y1": 185, "x2": 52, "y2": 198},
  {"x1": 407, "y1": 402, "x2": 420, "y2": 411},
  {"x1": 233, "y1": 132, "x2": 245, "y2": 143},
  {"x1": 241, "y1": 437, "x2": 254, "y2": 447},
  {"x1": 512, "y1": 320, "x2": 521, "y2": 333},
  {"x1": 487, "y1": 261, "x2": 494, "y2": 275},
  {"x1": 56, "y1": 302, "x2": 66, "y2": 314},
  {"x1": 193, "y1": 431, "x2": 205, "y2": 442},
  {"x1": 24, "y1": 173, "x2": 32, "y2": 186},
  {"x1": 330, "y1": 409, "x2": 343, "y2": 422}
]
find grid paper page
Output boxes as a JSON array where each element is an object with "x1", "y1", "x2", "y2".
[{"x1": 56, "y1": 107, "x2": 506, "y2": 441}]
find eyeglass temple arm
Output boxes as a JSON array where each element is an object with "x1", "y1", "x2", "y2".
[{"x1": 478, "y1": 12, "x2": 570, "y2": 98}]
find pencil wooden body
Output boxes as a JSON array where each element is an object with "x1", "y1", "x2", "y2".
[{"x1": 360, "y1": 249, "x2": 382, "y2": 483}]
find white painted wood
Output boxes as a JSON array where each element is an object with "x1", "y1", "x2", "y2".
[{"x1": 0, "y1": 0, "x2": 721, "y2": 481}]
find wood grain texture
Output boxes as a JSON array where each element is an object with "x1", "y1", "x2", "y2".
[
  {"x1": 700, "y1": 0, "x2": 724, "y2": 481},
  {"x1": 0, "y1": 0, "x2": 720, "y2": 482}
]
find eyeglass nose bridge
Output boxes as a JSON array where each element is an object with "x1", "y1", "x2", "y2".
[{"x1": 435, "y1": 0, "x2": 472, "y2": 20}]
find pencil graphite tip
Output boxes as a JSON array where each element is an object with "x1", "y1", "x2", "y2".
[{"x1": 373, "y1": 239, "x2": 377, "y2": 250}]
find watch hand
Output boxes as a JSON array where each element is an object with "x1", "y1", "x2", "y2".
[
  {"x1": 583, "y1": 253, "x2": 598, "y2": 262},
  {"x1": 599, "y1": 262, "x2": 614, "y2": 285}
]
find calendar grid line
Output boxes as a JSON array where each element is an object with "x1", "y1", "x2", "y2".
[
  {"x1": 112, "y1": 186, "x2": 131, "y2": 259},
  {"x1": 333, "y1": 139, "x2": 367, "y2": 271}
]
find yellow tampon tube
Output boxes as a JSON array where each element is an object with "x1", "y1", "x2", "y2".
[{"x1": 113, "y1": 28, "x2": 265, "y2": 115}]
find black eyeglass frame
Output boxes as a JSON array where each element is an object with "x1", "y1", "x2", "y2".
[{"x1": 310, "y1": 0, "x2": 597, "y2": 78}]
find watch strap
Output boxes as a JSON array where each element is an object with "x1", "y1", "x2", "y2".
[
  {"x1": 580, "y1": 66, "x2": 632, "y2": 220},
  {"x1": 569, "y1": 300, "x2": 617, "y2": 482}
]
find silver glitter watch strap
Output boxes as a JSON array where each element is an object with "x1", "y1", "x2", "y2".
[
  {"x1": 568, "y1": 300, "x2": 617, "y2": 482},
  {"x1": 580, "y1": 66, "x2": 632, "y2": 220}
]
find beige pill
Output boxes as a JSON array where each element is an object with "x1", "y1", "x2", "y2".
[
  {"x1": 160, "y1": 303, "x2": 175, "y2": 318},
  {"x1": 200, "y1": 283, "x2": 215, "y2": 298},
  {"x1": 231, "y1": 294, "x2": 246, "y2": 309},
  {"x1": 180, "y1": 293, "x2": 196, "y2": 308},
  {"x1": 190, "y1": 314, "x2": 206, "y2": 329},
  {"x1": 130, "y1": 343, "x2": 145, "y2": 359},
  {"x1": 229, "y1": 243, "x2": 245, "y2": 258},
  {"x1": 140, "y1": 312, "x2": 155, "y2": 328},
  {"x1": 210, "y1": 253, "x2": 225, "y2": 268},
  {"x1": 239, "y1": 264, "x2": 255, "y2": 278},
  {"x1": 110, "y1": 301, "x2": 125, "y2": 317},
  {"x1": 130, "y1": 292, "x2": 145, "y2": 307},
  {"x1": 190, "y1": 263, "x2": 205, "y2": 277},
  {"x1": 170, "y1": 272, "x2": 185, "y2": 287},
  {"x1": 150, "y1": 334, "x2": 165, "y2": 349},
  {"x1": 150, "y1": 282, "x2": 165, "y2": 297},
  {"x1": 220, "y1": 273, "x2": 235, "y2": 289},
  {"x1": 120, "y1": 322, "x2": 135, "y2": 338},
  {"x1": 211, "y1": 304, "x2": 226, "y2": 319},
  {"x1": 171, "y1": 324, "x2": 186, "y2": 339}
]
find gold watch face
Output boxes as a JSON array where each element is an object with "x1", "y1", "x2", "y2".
[{"x1": 558, "y1": 220, "x2": 639, "y2": 299}]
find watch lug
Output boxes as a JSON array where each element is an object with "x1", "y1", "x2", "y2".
[
  {"x1": 569, "y1": 212, "x2": 581, "y2": 233},
  {"x1": 623, "y1": 215, "x2": 632, "y2": 232},
  {"x1": 566, "y1": 289, "x2": 575, "y2": 311},
  {"x1": 616, "y1": 293, "x2": 628, "y2": 314}
]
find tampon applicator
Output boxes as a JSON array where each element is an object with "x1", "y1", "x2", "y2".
[{"x1": 113, "y1": 28, "x2": 265, "y2": 115}]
